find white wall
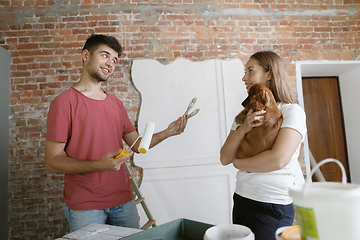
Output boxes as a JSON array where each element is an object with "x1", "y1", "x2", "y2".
[
  {"x1": 339, "y1": 67, "x2": 360, "y2": 184},
  {"x1": 296, "y1": 61, "x2": 360, "y2": 184},
  {"x1": 131, "y1": 59, "x2": 246, "y2": 226}
]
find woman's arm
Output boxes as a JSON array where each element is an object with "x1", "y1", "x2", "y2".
[
  {"x1": 232, "y1": 127, "x2": 302, "y2": 172},
  {"x1": 220, "y1": 129, "x2": 245, "y2": 166}
]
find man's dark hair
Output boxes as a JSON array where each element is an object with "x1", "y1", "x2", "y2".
[{"x1": 82, "y1": 34, "x2": 122, "y2": 57}]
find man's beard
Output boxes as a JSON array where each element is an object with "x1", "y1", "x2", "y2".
[{"x1": 92, "y1": 69, "x2": 110, "y2": 82}]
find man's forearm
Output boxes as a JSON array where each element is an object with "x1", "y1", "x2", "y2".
[
  {"x1": 149, "y1": 130, "x2": 171, "y2": 149},
  {"x1": 45, "y1": 154, "x2": 100, "y2": 174}
]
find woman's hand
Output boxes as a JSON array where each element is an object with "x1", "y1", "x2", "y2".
[
  {"x1": 220, "y1": 109, "x2": 266, "y2": 166},
  {"x1": 240, "y1": 109, "x2": 266, "y2": 135}
]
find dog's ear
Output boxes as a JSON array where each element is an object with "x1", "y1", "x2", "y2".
[
  {"x1": 263, "y1": 88, "x2": 277, "y2": 107},
  {"x1": 261, "y1": 89, "x2": 270, "y2": 106}
]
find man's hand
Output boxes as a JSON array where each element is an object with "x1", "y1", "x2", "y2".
[
  {"x1": 95, "y1": 149, "x2": 133, "y2": 171},
  {"x1": 167, "y1": 115, "x2": 188, "y2": 136}
]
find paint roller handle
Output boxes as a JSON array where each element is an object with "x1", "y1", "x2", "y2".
[{"x1": 114, "y1": 148, "x2": 129, "y2": 159}]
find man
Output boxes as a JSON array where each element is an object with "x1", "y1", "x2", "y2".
[{"x1": 45, "y1": 34, "x2": 188, "y2": 232}]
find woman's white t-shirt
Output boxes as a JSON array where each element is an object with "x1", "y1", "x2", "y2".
[{"x1": 231, "y1": 103, "x2": 307, "y2": 205}]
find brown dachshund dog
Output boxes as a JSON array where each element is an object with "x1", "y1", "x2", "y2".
[{"x1": 235, "y1": 83, "x2": 283, "y2": 158}]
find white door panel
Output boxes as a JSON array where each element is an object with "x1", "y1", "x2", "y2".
[
  {"x1": 137, "y1": 164, "x2": 238, "y2": 226},
  {"x1": 131, "y1": 58, "x2": 246, "y2": 225}
]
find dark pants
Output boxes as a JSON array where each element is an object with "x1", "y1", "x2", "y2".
[{"x1": 232, "y1": 193, "x2": 294, "y2": 240}]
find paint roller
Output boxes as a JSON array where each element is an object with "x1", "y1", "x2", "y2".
[
  {"x1": 138, "y1": 122, "x2": 155, "y2": 153},
  {"x1": 114, "y1": 122, "x2": 155, "y2": 158}
]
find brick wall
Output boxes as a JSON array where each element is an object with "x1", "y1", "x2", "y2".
[{"x1": 1, "y1": 0, "x2": 359, "y2": 239}]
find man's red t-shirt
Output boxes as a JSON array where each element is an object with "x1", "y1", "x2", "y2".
[{"x1": 46, "y1": 87, "x2": 136, "y2": 210}]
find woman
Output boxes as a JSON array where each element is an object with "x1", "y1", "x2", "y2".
[{"x1": 220, "y1": 51, "x2": 307, "y2": 240}]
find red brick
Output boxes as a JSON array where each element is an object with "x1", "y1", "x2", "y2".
[{"x1": 3, "y1": 1, "x2": 360, "y2": 239}]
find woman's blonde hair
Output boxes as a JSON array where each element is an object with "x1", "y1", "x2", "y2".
[{"x1": 250, "y1": 51, "x2": 296, "y2": 104}]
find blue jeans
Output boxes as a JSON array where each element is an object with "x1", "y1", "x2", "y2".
[
  {"x1": 63, "y1": 200, "x2": 140, "y2": 232},
  {"x1": 233, "y1": 193, "x2": 294, "y2": 240}
]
